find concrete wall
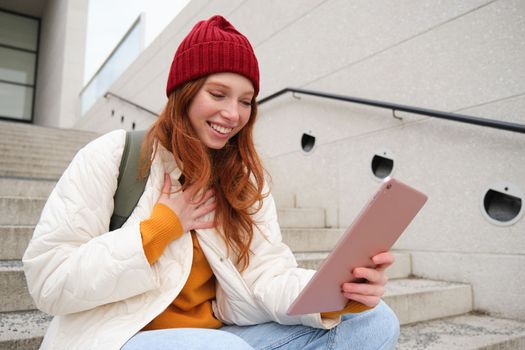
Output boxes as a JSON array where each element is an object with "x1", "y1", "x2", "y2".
[
  {"x1": 33, "y1": 0, "x2": 88, "y2": 128},
  {"x1": 253, "y1": 0, "x2": 525, "y2": 321},
  {"x1": 76, "y1": 0, "x2": 525, "y2": 320}
]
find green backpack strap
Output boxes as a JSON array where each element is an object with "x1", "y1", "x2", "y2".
[{"x1": 109, "y1": 130, "x2": 148, "y2": 231}]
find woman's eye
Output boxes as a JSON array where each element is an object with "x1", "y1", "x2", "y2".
[
  {"x1": 240, "y1": 100, "x2": 252, "y2": 107},
  {"x1": 209, "y1": 92, "x2": 225, "y2": 99}
]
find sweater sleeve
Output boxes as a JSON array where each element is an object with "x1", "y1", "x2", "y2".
[
  {"x1": 140, "y1": 203, "x2": 184, "y2": 265},
  {"x1": 320, "y1": 300, "x2": 372, "y2": 319}
]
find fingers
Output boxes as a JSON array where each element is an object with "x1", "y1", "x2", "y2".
[
  {"x1": 198, "y1": 189, "x2": 215, "y2": 204},
  {"x1": 372, "y1": 252, "x2": 395, "y2": 272},
  {"x1": 187, "y1": 200, "x2": 216, "y2": 232},
  {"x1": 157, "y1": 176, "x2": 217, "y2": 232},
  {"x1": 342, "y1": 282, "x2": 383, "y2": 307},
  {"x1": 339, "y1": 251, "x2": 395, "y2": 307},
  {"x1": 342, "y1": 293, "x2": 381, "y2": 308},
  {"x1": 191, "y1": 220, "x2": 216, "y2": 230},
  {"x1": 192, "y1": 202, "x2": 216, "y2": 219},
  {"x1": 342, "y1": 281, "x2": 384, "y2": 297},
  {"x1": 353, "y1": 267, "x2": 388, "y2": 285},
  {"x1": 183, "y1": 184, "x2": 214, "y2": 204},
  {"x1": 342, "y1": 281, "x2": 384, "y2": 308}
]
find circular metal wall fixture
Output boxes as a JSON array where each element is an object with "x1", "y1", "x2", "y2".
[
  {"x1": 481, "y1": 182, "x2": 524, "y2": 226},
  {"x1": 371, "y1": 150, "x2": 395, "y2": 180},
  {"x1": 301, "y1": 132, "x2": 316, "y2": 153}
]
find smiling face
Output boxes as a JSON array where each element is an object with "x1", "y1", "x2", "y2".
[{"x1": 187, "y1": 72, "x2": 255, "y2": 150}]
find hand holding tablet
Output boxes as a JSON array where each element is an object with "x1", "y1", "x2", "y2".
[{"x1": 287, "y1": 177, "x2": 427, "y2": 316}]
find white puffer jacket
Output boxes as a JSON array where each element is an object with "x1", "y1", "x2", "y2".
[{"x1": 22, "y1": 130, "x2": 340, "y2": 350}]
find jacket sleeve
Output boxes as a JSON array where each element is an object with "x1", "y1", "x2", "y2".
[
  {"x1": 241, "y1": 188, "x2": 341, "y2": 329},
  {"x1": 22, "y1": 130, "x2": 158, "y2": 316}
]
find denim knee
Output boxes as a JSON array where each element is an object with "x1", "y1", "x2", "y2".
[
  {"x1": 214, "y1": 330, "x2": 255, "y2": 350},
  {"x1": 365, "y1": 300, "x2": 400, "y2": 349},
  {"x1": 377, "y1": 301, "x2": 400, "y2": 348},
  {"x1": 338, "y1": 300, "x2": 400, "y2": 350}
]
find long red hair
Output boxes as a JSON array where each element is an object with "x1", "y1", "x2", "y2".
[{"x1": 141, "y1": 77, "x2": 266, "y2": 270}]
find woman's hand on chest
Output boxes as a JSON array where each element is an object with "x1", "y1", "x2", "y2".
[{"x1": 157, "y1": 173, "x2": 216, "y2": 232}]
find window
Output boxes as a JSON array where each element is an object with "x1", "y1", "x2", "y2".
[{"x1": 0, "y1": 10, "x2": 39, "y2": 122}]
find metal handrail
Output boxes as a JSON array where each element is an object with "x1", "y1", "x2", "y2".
[
  {"x1": 104, "y1": 92, "x2": 158, "y2": 117},
  {"x1": 257, "y1": 87, "x2": 525, "y2": 134}
]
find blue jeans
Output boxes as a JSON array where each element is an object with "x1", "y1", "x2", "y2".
[{"x1": 121, "y1": 300, "x2": 399, "y2": 350}]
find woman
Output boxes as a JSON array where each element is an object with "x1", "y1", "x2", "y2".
[{"x1": 23, "y1": 15, "x2": 399, "y2": 349}]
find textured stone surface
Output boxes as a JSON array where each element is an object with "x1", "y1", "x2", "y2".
[
  {"x1": 0, "y1": 120, "x2": 97, "y2": 139},
  {"x1": 282, "y1": 228, "x2": 344, "y2": 251},
  {"x1": 397, "y1": 313, "x2": 525, "y2": 350},
  {"x1": 0, "y1": 178, "x2": 56, "y2": 198},
  {"x1": 0, "y1": 310, "x2": 51, "y2": 350},
  {"x1": 385, "y1": 279, "x2": 472, "y2": 325},
  {"x1": 0, "y1": 162, "x2": 68, "y2": 179},
  {"x1": 0, "y1": 120, "x2": 96, "y2": 180},
  {"x1": 277, "y1": 208, "x2": 326, "y2": 228},
  {"x1": 0, "y1": 226, "x2": 34, "y2": 260},
  {"x1": 410, "y1": 251, "x2": 525, "y2": 322},
  {"x1": 0, "y1": 198, "x2": 46, "y2": 226},
  {"x1": 0, "y1": 261, "x2": 34, "y2": 312}
]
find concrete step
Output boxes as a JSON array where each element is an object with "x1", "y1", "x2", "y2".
[
  {"x1": 0, "y1": 127, "x2": 95, "y2": 147},
  {"x1": 0, "y1": 155, "x2": 72, "y2": 169},
  {"x1": 282, "y1": 228, "x2": 344, "y2": 251},
  {"x1": 0, "y1": 143, "x2": 81, "y2": 157},
  {"x1": 277, "y1": 208, "x2": 326, "y2": 228},
  {"x1": 0, "y1": 197, "x2": 47, "y2": 226},
  {"x1": 0, "y1": 170, "x2": 61, "y2": 181},
  {"x1": 0, "y1": 164, "x2": 66, "y2": 180},
  {"x1": 0, "y1": 226, "x2": 34, "y2": 260},
  {"x1": 0, "y1": 178, "x2": 56, "y2": 197},
  {"x1": 0, "y1": 151, "x2": 76, "y2": 164},
  {"x1": 0, "y1": 261, "x2": 34, "y2": 312},
  {"x1": 384, "y1": 278, "x2": 472, "y2": 325},
  {"x1": 0, "y1": 125, "x2": 95, "y2": 136},
  {"x1": 0, "y1": 310, "x2": 51, "y2": 350},
  {"x1": 0, "y1": 120, "x2": 97, "y2": 139},
  {"x1": 0, "y1": 134, "x2": 94, "y2": 148},
  {"x1": 397, "y1": 313, "x2": 525, "y2": 349},
  {"x1": 294, "y1": 252, "x2": 329, "y2": 270},
  {"x1": 0, "y1": 161, "x2": 68, "y2": 173},
  {"x1": 294, "y1": 251, "x2": 411, "y2": 280}
]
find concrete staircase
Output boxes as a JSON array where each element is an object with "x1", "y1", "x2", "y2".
[
  {"x1": 1, "y1": 120, "x2": 525, "y2": 349},
  {"x1": 0, "y1": 121, "x2": 98, "y2": 349}
]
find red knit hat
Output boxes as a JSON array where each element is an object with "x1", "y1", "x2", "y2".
[{"x1": 166, "y1": 15, "x2": 259, "y2": 97}]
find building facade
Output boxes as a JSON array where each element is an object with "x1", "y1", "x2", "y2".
[{"x1": 2, "y1": 0, "x2": 524, "y2": 321}]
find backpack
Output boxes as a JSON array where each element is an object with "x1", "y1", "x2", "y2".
[{"x1": 109, "y1": 130, "x2": 148, "y2": 231}]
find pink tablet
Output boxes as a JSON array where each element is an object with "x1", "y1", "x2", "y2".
[{"x1": 287, "y1": 177, "x2": 427, "y2": 315}]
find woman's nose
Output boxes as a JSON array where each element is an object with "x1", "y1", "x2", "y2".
[{"x1": 220, "y1": 101, "x2": 240, "y2": 122}]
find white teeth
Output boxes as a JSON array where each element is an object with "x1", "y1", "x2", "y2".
[{"x1": 209, "y1": 123, "x2": 233, "y2": 134}]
